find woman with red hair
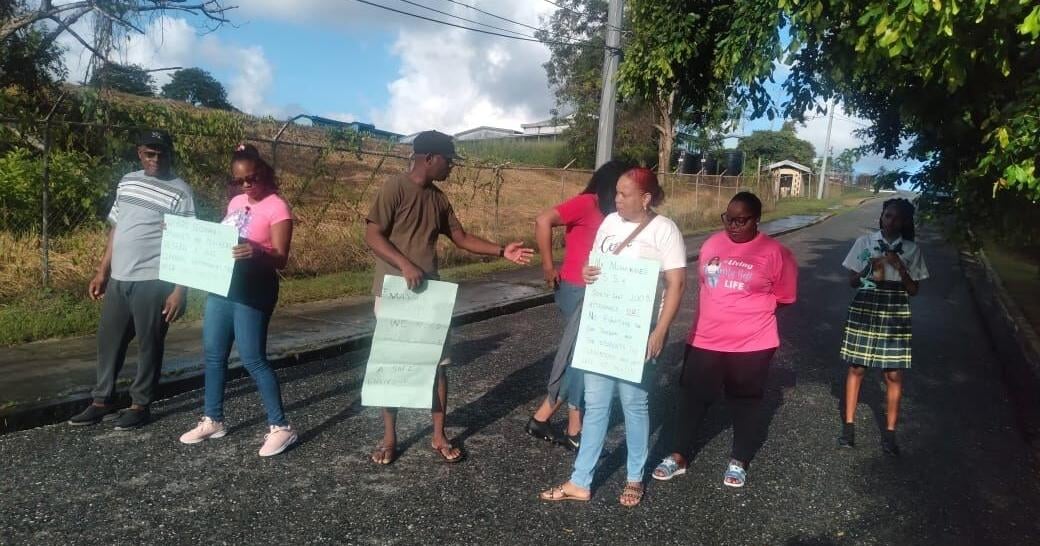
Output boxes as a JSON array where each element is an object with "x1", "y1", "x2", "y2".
[{"x1": 540, "y1": 167, "x2": 687, "y2": 507}]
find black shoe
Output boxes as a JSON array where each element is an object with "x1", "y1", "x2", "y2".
[
  {"x1": 113, "y1": 407, "x2": 150, "y2": 430},
  {"x1": 563, "y1": 432, "x2": 581, "y2": 451},
  {"x1": 68, "y1": 404, "x2": 117, "y2": 426},
  {"x1": 525, "y1": 418, "x2": 559, "y2": 443},
  {"x1": 881, "y1": 430, "x2": 900, "y2": 457},
  {"x1": 837, "y1": 423, "x2": 855, "y2": 448}
]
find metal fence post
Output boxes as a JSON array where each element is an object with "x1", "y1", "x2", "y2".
[{"x1": 39, "y1": 94, "x2": 66, "y2": 289}]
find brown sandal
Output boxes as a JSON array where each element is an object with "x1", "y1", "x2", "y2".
[
  {"x1": 370, "y1": 443, "x2": 396, "y2": 465},
  {"x1": 539, "y1": 484, "x2": 591, "y2": 502},
  {"x1": 619, "y1": 482, "x2": 644, "y2": 507}
]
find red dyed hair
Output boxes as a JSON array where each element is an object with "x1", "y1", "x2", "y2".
[{"x1": 623, "y1": 167, "x2": 665, "y2": 206}]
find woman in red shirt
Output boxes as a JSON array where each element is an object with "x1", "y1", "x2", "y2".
[{"x1": 525, "y1": 160, "x2": 631, "y2": 450}]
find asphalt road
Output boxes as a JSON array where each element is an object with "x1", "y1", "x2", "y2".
[{"x1": 2, "y1": 198, "x2": 1038, "y2": 545}]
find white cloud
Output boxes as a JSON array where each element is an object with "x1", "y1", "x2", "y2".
[
  {"x1": 795, "y1": 103, "x2": 915, "y2": 174},
  {"x1": 57, "y1": 17, "x2": 278, "y2": 116},
  {"x1": 241, "y1": 0, "x2": 558, "y2": 133}
]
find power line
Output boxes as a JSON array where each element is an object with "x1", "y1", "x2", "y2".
[
  {"x1": 541, "y1": 0, "x2": 581, "y2": 16},
  {"x1": 398, "y1": 0, "x2": 534, "y2": 38},
  {"x1": 441, "y1": 0, "x2": 541, "y2": 32},
  {"x1": 347, "y1": 0, "x2": 606, "y2": 49}
]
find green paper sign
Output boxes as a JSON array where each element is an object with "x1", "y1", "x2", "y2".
[
  {"x1": 572, "y1": 254, "x2": 661, "y2": 383},
  {"x1": 159, "y1": 214, "x2": 238, "y2": 296},
  {"x1": 361, "y1": 275, "x2": 458, "y2": 409}
]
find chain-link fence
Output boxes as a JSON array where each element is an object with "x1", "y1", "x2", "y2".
[{"x1": 1, "y1": 119, "x2": 841, "y2": 302}]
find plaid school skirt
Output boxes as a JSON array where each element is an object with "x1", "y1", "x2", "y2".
[{"x1": 840, "y1": 281, "x2": 912, "y2": 369}]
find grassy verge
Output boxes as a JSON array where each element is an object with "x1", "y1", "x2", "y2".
[
  {"x1": 984, "y1": 243, "x2": 1040, "y2": 335},
  {"x1": 0, "y1": 192, "x2": 875, "y2": 346}
]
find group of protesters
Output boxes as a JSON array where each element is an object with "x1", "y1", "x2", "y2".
[{"x1": 67, "y1": 128, "x2": 927, "y2": 505}]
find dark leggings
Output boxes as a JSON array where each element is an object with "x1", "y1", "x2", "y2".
[{"x1": 674, "y1": 345, "x2": 777, "y2": 464}]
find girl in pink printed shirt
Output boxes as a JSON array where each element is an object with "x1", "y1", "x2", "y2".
[{"x1": 652, "y1": 192, "x2": 798, "y2": 488}]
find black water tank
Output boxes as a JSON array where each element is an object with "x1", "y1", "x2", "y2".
[
  {"x1": 680, "y1": 152, "x2": 700, "y2": 174},
  {"x1": 724, "y1": 150, "x2": 744, "y2": 175},
  {"x1": 703, "y1": 155, "x2": 718, "y2": 175}
]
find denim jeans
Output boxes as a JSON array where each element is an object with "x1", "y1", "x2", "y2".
[
  {"x1": 555, "y1": 280, "x2": 585, "y2": 409},
  {"x1": 570, "y1": 370, "x2": 650, "y2": 489},
  {"x1": 202, "y1": 294, "x2": 287, "y2": 426}
]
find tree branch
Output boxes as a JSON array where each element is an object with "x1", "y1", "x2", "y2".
[
  {"x1": 0, "y1": 1, "x2": 91, "y2": 42},
  {"x1": 50, "y1": 16, "x2": 111, "y2": 64},
  {"x1": 38, "y1": 7, "x2": 93, "y2": 52},
  {"x1": 91, "y1": 3, "x2": 147, "y2": 35}
]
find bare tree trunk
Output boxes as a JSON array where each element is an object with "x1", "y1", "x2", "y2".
[{"x1": 653, "y1": 89, "x2": 676, "y2": 175}]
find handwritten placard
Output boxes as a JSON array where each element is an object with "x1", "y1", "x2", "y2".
[
  {"x1": 159, "y1": 214, "x2": 238, "y2": 297},
  {"x1": 361, "y1": 275, "x2": 458, "y2": 408},
  {"x1": 572, "y1": 254, "x2": 660, "y2": 383}
]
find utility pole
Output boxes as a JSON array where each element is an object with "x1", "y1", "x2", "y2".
[
  {"x1": 817, "y1": 100, "x2": 835, "y2": 199},
  {"x1": 594, "y1": 0, "x2": 624, "y2": 168}
]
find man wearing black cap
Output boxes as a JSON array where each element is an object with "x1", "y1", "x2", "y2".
[
  {"x1": 365, "y1": 130, "x2": 533, "y2": 464},
  {"x1": 68, "y1": 129, "x2": 196, "y2": 430}
]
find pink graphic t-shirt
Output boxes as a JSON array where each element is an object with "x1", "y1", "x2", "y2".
[
  {"x1": 555, "y1": 193, "x2": 605, "y2": 285},
  {"x1": 222, "y1": 193, "x2": 292, "y2": 251},
  {"x1": 689, "y1": 231, "x2": 798, "y2": 352}
]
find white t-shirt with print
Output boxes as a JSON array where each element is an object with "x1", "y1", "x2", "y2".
[
  {"x1": 841, "y1": 230, "x2": 929, "y2": 281},
  {"x1": 591, "y1": 212, "x2": 688, "y2": 270}
]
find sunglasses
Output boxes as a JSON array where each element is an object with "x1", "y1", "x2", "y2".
[
  {"x1": 721, "y1": 213, "x2": 755, "y2": 227},
  {"x1": 230, "y1": 173, "x2": 261, "y2": 186}
]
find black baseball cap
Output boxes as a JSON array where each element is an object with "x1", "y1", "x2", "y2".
[
  {"x1": 412, "y1": 130, "x2": 458, "y2": 159},
  {"x1": 136, "y1": 129, "x2": 173, "y2": 151}
]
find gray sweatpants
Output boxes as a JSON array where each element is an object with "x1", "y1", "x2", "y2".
[{"x1": 91, "y1": 279, "x2": 174, "y2": 406}]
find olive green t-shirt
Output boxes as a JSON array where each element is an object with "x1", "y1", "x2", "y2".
[{"x1": 366, "y1": 174, "x2": 462, "y2": 295}]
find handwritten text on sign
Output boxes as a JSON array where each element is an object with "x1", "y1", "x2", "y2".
[
  {"x1": 159, "y1": 214, "x2": 237, "y2": 296},
  {"x1": 572, "y1": 254, "x2": 660, "y2": 383},
  {"x1": 361, "y1": 275, "x2": 458, "y2": 409}
]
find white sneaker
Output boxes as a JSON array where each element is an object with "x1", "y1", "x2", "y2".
[
  {"x1": 259, "y1": 424, "x2": 298, "y2": 457},
  {"x1": 179, "y1": 417, "x2": 227, "y2": 444}
]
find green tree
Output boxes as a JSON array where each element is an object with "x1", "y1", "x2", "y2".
[
  {"x1": 161, "y1": 67, "x2": 233, "y2": 110},
  {"x1": 535, "y1": 0, "x2": 658, "y2": 168},
  {"x1": 89, "y1": 63, "x2": 155, "y2": 96},
  {"x1": 0, "y1": 1, "x2": 65, "y2": 97},
  {"x1": 618, "y1": 0, "x2": 781, "y2": 173},
  {"x1": 737, "y1": 123, "x2": 816, "y2": 169},
  {"x1": 780, "y1": 0, "x2": 1040, "y2": 244}
]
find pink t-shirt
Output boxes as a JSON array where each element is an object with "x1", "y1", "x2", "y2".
[
  {"x1": 689, "y1": 231, "x2": 798, "y2": 352},
  {"x1": 555, "y1": 193, "x2": 604, "y2": 285},
  {"x1": 222, "y1": 193, "x2": 292, "y2": 251}
]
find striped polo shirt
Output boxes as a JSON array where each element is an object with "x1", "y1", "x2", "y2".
[{"x1": 106, "y1": 170, "x2": 196, "y2": 281}]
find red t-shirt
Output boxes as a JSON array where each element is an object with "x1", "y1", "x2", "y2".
[
  {"x1": 555, "y1": 193, "x2": 605, "y2": 285},
  {"x1": 689, "y1": 232, "x2": 798, "y2": 352}
]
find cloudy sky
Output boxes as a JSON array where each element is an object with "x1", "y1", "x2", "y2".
[{"x1": 56, "y1": 0, "x2": 909, "y2": 174}]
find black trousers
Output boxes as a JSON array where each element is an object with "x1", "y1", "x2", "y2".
[
  {"x1": 673, "y1": 345, "x2": 776, "y2": 464},
  {"x1": 92, "y1": 279, "x2": 174, "y2": 406}
]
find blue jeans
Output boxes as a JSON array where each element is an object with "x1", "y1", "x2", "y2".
[
  {"x1": 555, "y1": 280, "x2": 585, "y2": 409},
  {"x1": 203, "y1": 294, "x2": 287, "y2": 426},
  {"x1": 570, "y1": 370, "x2": 650, "y2": 489}
]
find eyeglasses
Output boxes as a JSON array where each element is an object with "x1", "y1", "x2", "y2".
[
  {"x1": 230, "y1": 173, "x2": 261, "y2": 186},
  {"x1": 721, "y1": 213, "x2": 755, "y2": 227}
]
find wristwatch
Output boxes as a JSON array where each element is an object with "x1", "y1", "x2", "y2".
[{"x1": 498, "y1": 245, "x2": 505, "y2": 257}]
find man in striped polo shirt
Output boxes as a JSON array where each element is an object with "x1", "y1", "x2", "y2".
[{"x1": 68, "y1": 129, "x2": 196, "y2": 430}]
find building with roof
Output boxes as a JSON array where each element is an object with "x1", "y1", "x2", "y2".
[
  {"x1": 765, "y1": 160, "x2": 813, "y2": 197},
  {"x1": 521, "y1": 115, "x2": 572, "y2": 140},
  {"x1": 298, "y1": 116, "x2": 403, "y2": 141},
  {"x1": 453, "y1": 126, "x2": 523, "y2": 141}
]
